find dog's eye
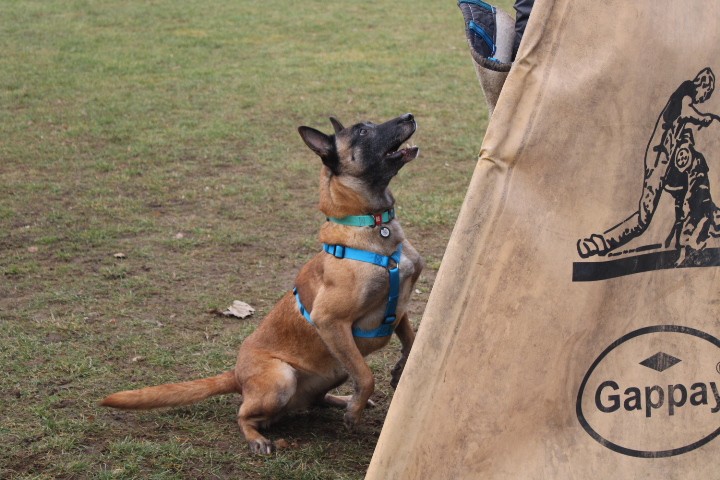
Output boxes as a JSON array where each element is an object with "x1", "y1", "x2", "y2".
[{"x1": 359, "y1": 128, "x2": 368, "y2": 136}]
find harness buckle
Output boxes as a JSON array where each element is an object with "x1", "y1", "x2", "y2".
[
  {"x1": 331, "y1": 245, "x2": 345, "y2": 258},
  {"x1": 383, "y1": 315, "x2": 397, "y2": 325},
  {"x1": 373, "y1": 213, "x2": 383, "y2": 226}
]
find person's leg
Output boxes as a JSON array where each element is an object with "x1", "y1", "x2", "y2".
[
  {"x1": 679, "y1": 155, "x2": 713, "y2": 250},
  {"x1": 513, "y1": 0, "x2": 535, "y2": 59}
]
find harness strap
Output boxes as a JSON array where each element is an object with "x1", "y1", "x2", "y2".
[
  {"x1": 294, "y1": 243, "x2": 403, "y2": 338},
  {"x1": 293, "y1": 287, "x2": 314, "y2": 326}
]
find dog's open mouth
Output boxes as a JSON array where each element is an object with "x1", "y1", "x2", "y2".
[{"x1": 385, "y1": 144, "x2": 420, "y2": 163}]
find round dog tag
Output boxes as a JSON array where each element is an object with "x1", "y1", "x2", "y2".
[{"x1": 379, "y1": 226, "x2": 391, "y2": 238}]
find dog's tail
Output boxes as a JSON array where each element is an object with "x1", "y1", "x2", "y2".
[{"x1": 100, "y1": 370, "x2": 239, "y2": 410}]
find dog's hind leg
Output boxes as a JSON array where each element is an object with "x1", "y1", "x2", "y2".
[{"x1": 237, "y1": 360, "x2": 297, "y2": 454}]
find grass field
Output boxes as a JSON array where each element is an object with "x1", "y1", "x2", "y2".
[{"x1": 1, "y1": 0, "x2": 513, "y2": 478}]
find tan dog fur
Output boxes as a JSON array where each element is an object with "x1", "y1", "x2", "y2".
[{"x1": 101, "y1": 114, "x2": 423, "y2": 454}]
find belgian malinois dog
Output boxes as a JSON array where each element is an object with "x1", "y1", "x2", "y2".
[{"x1": 101, "y1": 113, "x2": 424, "y2": 454}]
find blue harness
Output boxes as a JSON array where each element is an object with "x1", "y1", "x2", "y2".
[{"x1": 293, "y1": 243, "x2": 403, "y2": 338}]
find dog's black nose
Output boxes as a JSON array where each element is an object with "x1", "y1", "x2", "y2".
[{"x1": 401, "y1": 113, "x2": 414, "y2": 122}]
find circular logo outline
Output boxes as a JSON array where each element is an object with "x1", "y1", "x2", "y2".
[{"x1": 576, "y1": 325, "x2": 720, "y2": 458}]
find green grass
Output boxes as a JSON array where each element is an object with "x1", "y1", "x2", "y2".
[{"x1": 0, "y1": 0, "x2": 514, "y2": 477}]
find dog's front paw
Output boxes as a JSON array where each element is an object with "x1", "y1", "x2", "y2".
[
  {"x1": 248, "y1": 438, "x2": 275, "y2": 455},
  {"x1": 390, "y1": 355, "x2": 408, "y2": 389},
  {"x1": 343, "y1": 410, "x2": 361, "y2": 431}
]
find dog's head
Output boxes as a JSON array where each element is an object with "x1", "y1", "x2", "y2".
[{"x1": 298, "y1": 114, "x2": 419, "y2": 192}]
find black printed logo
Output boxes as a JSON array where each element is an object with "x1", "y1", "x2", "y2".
[
  {"x1": 576, "y1": 325, "x2": 720, "y2": 458},
  {"x1": 574, "y1": 68, "x2": 720, "y2": 281}
]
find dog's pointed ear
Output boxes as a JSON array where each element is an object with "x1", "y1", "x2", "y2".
[
  {"x1": 329, "y1": 116, "x2": 344, "y2": 134},
  {"x1": 298, "y1": 126, "x2": 340, "y2": 173},
  {"x1": 298, "y1": 126, "x2": 333, "y2": 157}
]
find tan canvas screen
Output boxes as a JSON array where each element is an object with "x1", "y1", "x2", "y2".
[{"x1": 367, "y1": 0, "x2": 720, "y2": 478}]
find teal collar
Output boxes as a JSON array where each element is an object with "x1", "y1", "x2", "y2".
[{"x1": 327, "y1": 208, "x2": 395, "y2": 227}]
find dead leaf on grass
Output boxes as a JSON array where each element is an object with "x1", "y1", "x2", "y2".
[
  {"x1": 113, "y1": 252, "x2": 126, "y2": 259},
  {"x1": 131, "y1": 356, "x2": 145, "y2": 362},
  {"x1": 274, "y1": 438, "x2": 290, "y2": 449},
  {"x1": 213, "y1": 300, "x2": 255, "y2": 319},
  {"x1": 27, "y1": 246, "x2": 38, "y2": 253}
]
